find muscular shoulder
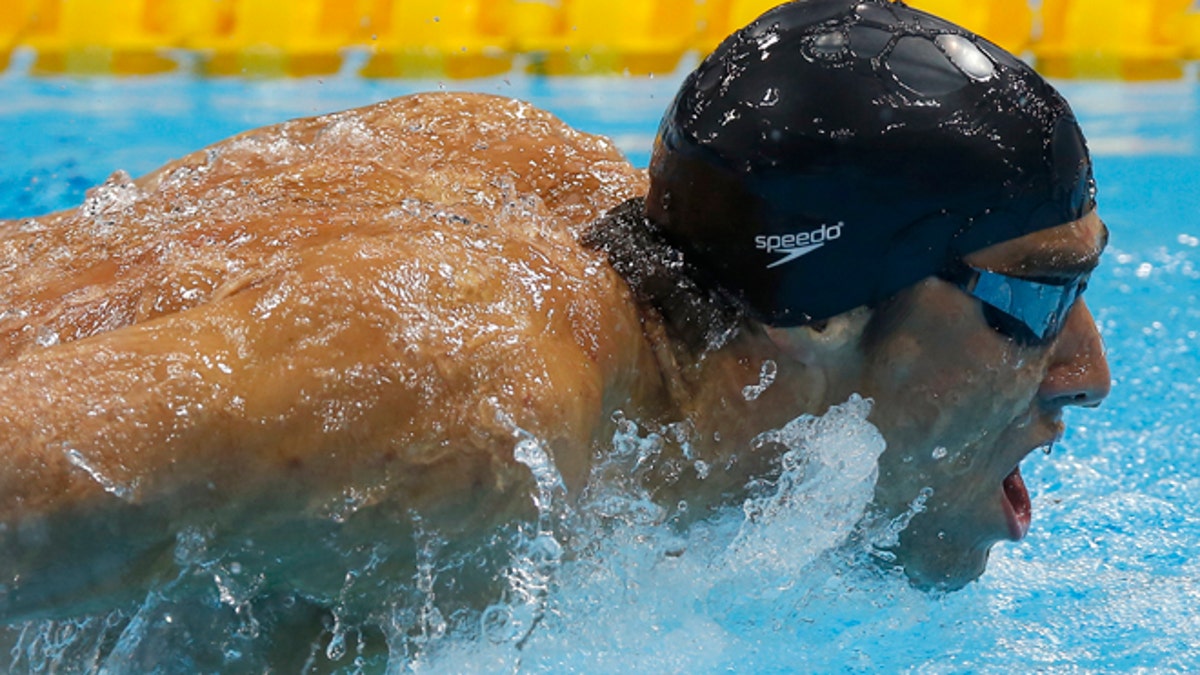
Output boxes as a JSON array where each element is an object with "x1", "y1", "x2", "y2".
[
  {"x1": 136, "y1": 91, "x2": 648, "y2": 229},
  {"x1": 0, "y1": 93, "x2": 648, "y2": 361},
  {"x1": 245, "y1": 210, "x2": 651, "y2": 477}
]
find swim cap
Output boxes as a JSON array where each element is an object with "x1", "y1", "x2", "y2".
[{"x1": 647, "y1": 0, "x2": 1096, "y2": 327}]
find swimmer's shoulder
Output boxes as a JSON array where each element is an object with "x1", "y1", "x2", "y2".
[
  {"x1": 1, "y1": 91, "x2": 644, "y2": 358},
  {"x1": 137, "y1": 91, "x2": 647, "y2": 228}
]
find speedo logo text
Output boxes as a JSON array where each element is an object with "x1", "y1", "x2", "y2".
[{"x1": 754, "y1": 222, "x2": 844, "y2": 269}]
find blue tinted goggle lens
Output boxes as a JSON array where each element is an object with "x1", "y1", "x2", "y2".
[{"x1": 948, "y1": 267, "x2": 1089, "y2": 345}]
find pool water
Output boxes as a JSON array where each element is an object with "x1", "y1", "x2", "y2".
[{"x1": 1, "y1": 65, "x2": 1198, "y2": 673}]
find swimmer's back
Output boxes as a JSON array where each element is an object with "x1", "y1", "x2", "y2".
[
  {"x1": 0, "y1": 94, "x2": 659, "y2": 620},
  {"x1": 0, "y1": 92, "x2": 648, "y2": 361}
]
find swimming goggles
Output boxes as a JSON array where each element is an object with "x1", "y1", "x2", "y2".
[{"x1": 940, "y1": 265, "x2": 1089, "y2": 346}]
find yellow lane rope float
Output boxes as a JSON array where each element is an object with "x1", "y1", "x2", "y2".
[{"x1": 1, "y1": 0, "x2": 1198, "y2": 78}]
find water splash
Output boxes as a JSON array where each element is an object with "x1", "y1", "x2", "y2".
[
  {"x1": 512, "y1": 438, "x2": 565, "y2": 528},
  {"x1": 4, "y1": 391, "x2": 1158, "y2": 673},
  {"x1": 424, "y1": 395, "x2": 894, "y2": 672},
  {"x1": 726, "y1": 395, "x2": 882, "y2": 569},
  {"x1": 80, "y1": 170, "x2": 143, "y2": 231},
  {"x1": 473, "y1": 408, "x2": 572, "y2": 654}
]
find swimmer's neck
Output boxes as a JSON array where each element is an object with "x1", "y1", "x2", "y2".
[{"x1": 637, "y1": 317, "x2": 834, "y2": 507}]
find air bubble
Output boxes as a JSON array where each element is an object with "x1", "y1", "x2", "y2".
[{"x1": 481, "y1": 605, "x2": 516, "y2": 644}]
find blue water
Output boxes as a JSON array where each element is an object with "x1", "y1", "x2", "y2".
[{"x1": 1, "y1": 63, "x2": 1199, "y2": 672}]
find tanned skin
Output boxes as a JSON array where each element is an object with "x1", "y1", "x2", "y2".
[{"x1": 0, "y1": 93, "x2": 673, "y2": 620}]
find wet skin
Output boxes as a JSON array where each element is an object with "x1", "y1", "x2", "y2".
[
  {"x1": 0, "y1": 92, "x2": 1109, "y2": 628},
  {"x1": 0, "y1": 93, "x2": 662, "y2": 621},
  {"x1": 859, "y1": 211, "x2": 1111, "y2": 589}
]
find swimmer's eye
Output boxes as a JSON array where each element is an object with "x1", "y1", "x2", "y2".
[{"x1": 940, "y1": 265, "x2": 1089, "y2": 347}]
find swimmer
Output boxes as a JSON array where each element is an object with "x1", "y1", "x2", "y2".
[{"x1": 0, "y1": 0, "x2": 1108, "y2": 633}]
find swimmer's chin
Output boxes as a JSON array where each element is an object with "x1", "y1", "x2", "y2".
[
  {"x1": 901, "y1": 552, "x2": 990, "y2": 593},
  {"x1": 879, "y1": 534, "x2": 994, "y2": 593}
]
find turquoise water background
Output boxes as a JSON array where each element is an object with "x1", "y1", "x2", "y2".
[{"x1": 1, "y1": 60, "x2": 1198, "y2": 672}]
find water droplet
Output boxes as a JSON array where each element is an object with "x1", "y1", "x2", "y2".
[
  {"x1": 754, "y1": 28, "x2": 780, "y2": 60},
  {"x1": 34, "y1": 326, "x2": 59, "y2": 348},
  {"x1": 890, "y1": 36, "x2": 968, "y2": 97},
  {"x1": 935, "y1": 34, "x2": 995, "y2": 81},
  {"x1": 742, "y1": 359, "x2": 778, "y2": 401},
  {"x1": 326, "y1": 627, "x2": 347, "y2": 660},
  {"x1": 810, "y1": 30, "x2": 849, "y2": 60},
  {"x1": 481, "y1": 604, "x2": 516, "y2": 644},
  {"x1": 63, "y1": 447, "x2": 138, "y2": 501}
]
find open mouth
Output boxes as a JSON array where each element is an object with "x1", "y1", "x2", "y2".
[{"x1": 1002, "y1": 466, "x2": 1032, "y2": 540}]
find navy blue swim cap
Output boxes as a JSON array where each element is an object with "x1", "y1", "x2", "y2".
[{"x1": 647, "y1": 0, "x2": 1096, "y2": 327}]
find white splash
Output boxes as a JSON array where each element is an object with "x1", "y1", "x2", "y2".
[{"x1": 10, "y1": 396, "x2": 945, "y2": 673}]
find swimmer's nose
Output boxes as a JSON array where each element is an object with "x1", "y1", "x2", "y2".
[{"x1": 1039, "y1": 299, "x2": 1111, "y2": 409}]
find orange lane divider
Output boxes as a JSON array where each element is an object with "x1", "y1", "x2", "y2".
[
  {"x1": 517, "y1": 0, "x2": 697, "y2": 75},
  {"x1": 1036, "y1": 0, "x2": 1196, "y2": 80},
  {"x1": 199, "y1": 0, "x2": 352, "y2": 77},
  {"x1": 25, "y1": 0, "x2": 177, "y2": 75},
  {"x1": 0, "y1": 0, "x2": 31, "y2": 72},
  {"x1": 361, "y1": 0, "x2": 512, "y2": 79},
  {"x1": 0, "y1": 0, "x2": 1198, "y2": 79}
]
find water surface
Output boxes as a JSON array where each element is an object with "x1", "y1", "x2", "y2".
[{"x1": 0, "y1": 70, "x2": 1197, "y2": 672}]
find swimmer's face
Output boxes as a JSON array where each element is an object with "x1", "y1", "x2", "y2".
[{"x1": 857, "y1": 211, "x2": 1110, "y2": 590}]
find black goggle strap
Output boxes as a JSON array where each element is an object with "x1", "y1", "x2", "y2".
[{"x1": 956, "y1": 266, "x2": 1089, "y2": 342}]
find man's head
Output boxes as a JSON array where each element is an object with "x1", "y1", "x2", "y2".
[
  {"x1": 647, "y1": 0, "x2": 1095, "y2": 327},
  {"x1": 645, "y1": 0, "x2": 1110, "y2": 588}
]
